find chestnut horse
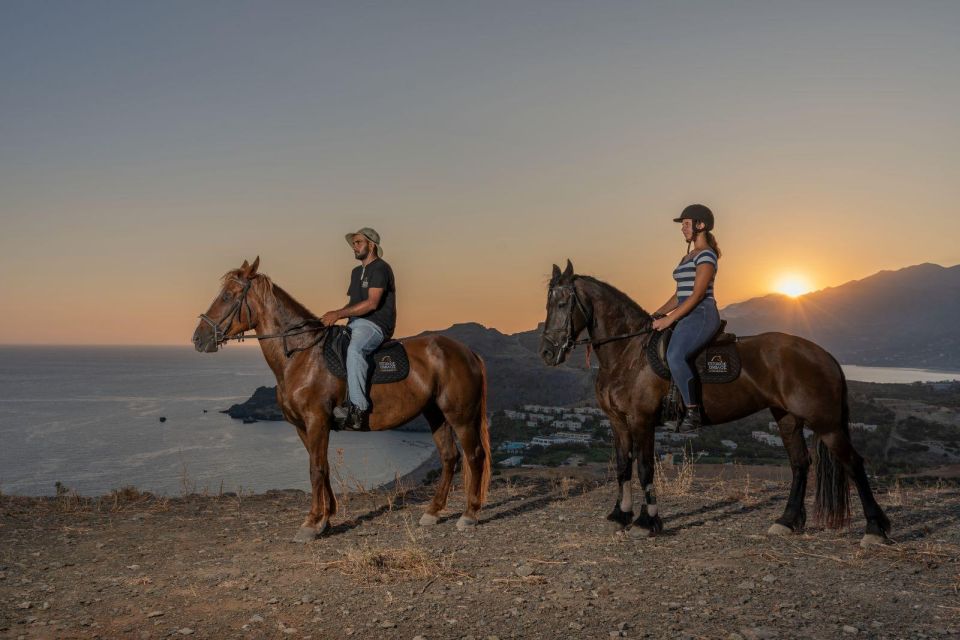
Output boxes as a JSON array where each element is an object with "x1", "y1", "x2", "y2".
[
  {"x1": 192, "y1": 258, "x2": 491, "y2": 541},
  {"x1": 539, "y1": 261, "x2": 890, "y2": 546}
]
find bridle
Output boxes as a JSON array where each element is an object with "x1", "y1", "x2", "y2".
[
  {"x1": 542, "y1": 280, "x2": 655, "y2": 365},
  {"x1": 197, "y1": 275, "x2": 327, "y2": 356},
  {"x1": 198, "y1": 276, "x2": 256, "y2": 348}
]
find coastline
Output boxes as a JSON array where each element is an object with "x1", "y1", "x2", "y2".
[{"x1": 376, "y1": 450, "x2": 441, "y2": 491}]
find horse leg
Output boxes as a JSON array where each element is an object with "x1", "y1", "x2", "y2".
[
  {"x1": 420, "y1": 405, "x2": 460, "y2": 526},
  {"x1": 630, "y1": 428, "x2": 663, "y2": 538},
  {"x1": 293, "y1": 420, "x2": 335, "y2": 543},
  {"x1": 606, "y1": 425, "x2": 634, "y2": 528},
  {"x1": 769, "y1": 409, "x2": 809, "y2": 535},
  {"x1": 820, "y1": 431, "x2": 891, "y2": 546},
  {"x1": 449, "y1": 420, "x2": 487, "y2": 530}
]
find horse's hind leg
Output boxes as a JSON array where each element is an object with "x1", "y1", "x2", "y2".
[
  {"x1": 420, "y1": 404, "x2": 460, "y2": 526},
  {"x1": 819, "y1": 431, "x2": 891, "y2": 545},
  {"x1": 448, "y1": 419, "x2": 487, "y2": 530},
  {"x1": 769, "y1": 409, "x2": 809, "y2": 535}
]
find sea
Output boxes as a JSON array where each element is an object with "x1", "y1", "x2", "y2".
[
  {"x1": 1, "y1": 346, "x2": 958, "y2": 497},
  {"x1": 0, "y1": 346, "x2": 435, "y2": 497}
]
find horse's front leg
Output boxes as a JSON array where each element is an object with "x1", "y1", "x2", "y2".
[
  {"x1": 606, "y1": 424, "x2": 634, "y2": 528},
  {"x1": 630, "y1": 427, "x2": 663, "y2": 538},
  {"x1": 293, "y1": 418, "x2": 335, "y2": 542}
]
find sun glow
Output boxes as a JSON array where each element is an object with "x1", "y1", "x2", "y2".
[{"x1": 774, "y1": 274, "x2": 814, "y2": 298}]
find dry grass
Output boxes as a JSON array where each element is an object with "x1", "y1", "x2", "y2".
[
  {"x1": 654, "y1": 448, "x2": 695, "y2": 498},
  {"x1": 316, "y1": 522, "x2": 465, "y2": 584},
  {"x1": 884, "y1": 478, "x2": 905, "y2": 508}
]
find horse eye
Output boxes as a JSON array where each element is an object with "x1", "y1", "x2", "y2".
[
  {"x1": 558, "y1": 301, "x2": 567, "y2": 308},
  {"x1": 222, "y1": 292, "x2": 233, "y2": 302}
]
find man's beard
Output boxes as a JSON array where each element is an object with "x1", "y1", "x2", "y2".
[{"x1": 354, "y1": 249, "x2": 369, "y2": 260}]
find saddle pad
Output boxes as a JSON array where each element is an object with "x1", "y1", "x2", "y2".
[
  {"x1": 323, "y1": 326, "x2": 410, "y2": 384},
  {"x1": 646, "y1": 330, "x2": 741, "y2": 384}
]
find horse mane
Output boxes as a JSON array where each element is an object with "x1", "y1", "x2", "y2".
[
  {"x1": 222, "y1": 269, "x2": 319, "y2": 321},
  {"x1": 573, "y1": 275, "x2": 651, "y2": 323}
]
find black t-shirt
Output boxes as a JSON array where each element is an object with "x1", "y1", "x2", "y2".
[{"x1": 347, "y1": 258, "x2": 396, "y2": 339}]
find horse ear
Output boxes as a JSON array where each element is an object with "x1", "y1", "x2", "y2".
[
  {"x1": 240, "y1": 259, "x2": 250, "y2": 271},
  {"x1": 562, "y1": 259, "x2": 574, "y2": 281},
  {"x1": 248, "y1": 256, "x2": 260, "y2": 277},
  {"x1": 550, "y1": 264, "x2": 561, "y2": 285}
]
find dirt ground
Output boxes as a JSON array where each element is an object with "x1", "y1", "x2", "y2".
[{"x1": 1, "y1": 464, "x2": 958, "y2": 639}]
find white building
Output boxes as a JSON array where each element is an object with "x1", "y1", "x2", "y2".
[
  {"x1": 561, "y1": 413, "x2": 590, "y2": 423},
  {"x1": 752, "y1": 431, "x2": 783, "y2": 446},
  {"x1": 504, "y1": 410, "x2": 527, "y2": 420},
  {"x1": 721, "y1": 439, "x2": 738, "y2": 450},
  {"x1": 850, "y1": 423, "x2": 878, "y2": 432},
  {"x1": 572, "y1": 407, "x2": 604, "y2": 416},
  {"x1": 553, "y1": 420, "x2": 583, "y2": 432}
]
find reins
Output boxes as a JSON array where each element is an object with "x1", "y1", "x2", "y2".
[{"x1": 200, "y1": 275, "x2": 330, "y2": 357}]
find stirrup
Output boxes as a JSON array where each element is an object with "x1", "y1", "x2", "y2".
[{"x1": 676, "y1": 407, "x2": 701, "y2": 433}]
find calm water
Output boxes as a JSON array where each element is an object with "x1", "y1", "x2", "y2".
[
  {"x1": 841, "y1": 364, "x2": 960, "y2": 384},
  {"x1": 0, "y1": 346, "x2": 434, "y2": 497}
]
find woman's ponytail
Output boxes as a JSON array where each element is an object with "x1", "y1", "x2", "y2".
[{"x1": 705, "y1": 231, "x2": 721, "y2": 259}]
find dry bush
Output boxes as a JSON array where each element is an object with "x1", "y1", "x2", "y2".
[
  {"x1": 884, "y1": 478, "x2": 904, "y2": 508},
  {"x1": 318, "y1": 524, "x2": 463, "y2": 584},
  {"x1": 654, "y1": 449, "x2": 695, "y2": 498}
]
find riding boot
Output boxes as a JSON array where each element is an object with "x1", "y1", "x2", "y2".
[{"x1": 677, "y1": 405, "x2": 702, "y2": 433}]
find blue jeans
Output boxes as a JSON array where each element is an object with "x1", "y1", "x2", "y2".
[
  {"x1": 346, "y1": 318, "x2": 384, "y2": 411},
  {"x1": 666, "y1": 299, "x2": 721, "y2": 406}
]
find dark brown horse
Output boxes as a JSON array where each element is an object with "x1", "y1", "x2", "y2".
[
  {"x1": 192, "y1": 258, "x2": 491, "y2": 541},
  {"x1": 539, "y1": 260, "x2": 890, "y2": 546}
]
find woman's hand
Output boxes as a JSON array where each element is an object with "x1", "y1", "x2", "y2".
[{"x1": 652, "y1": 315, "x2": 674, "y2": 332}]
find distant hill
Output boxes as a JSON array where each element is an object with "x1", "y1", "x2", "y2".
[{"x1": 721, "y1": 263, "x2": 960, "y2": 369}]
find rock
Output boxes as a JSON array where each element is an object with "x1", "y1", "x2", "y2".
[
  {"x1": 842, "y1": 626, "x2": 858, "y2": 635},
  {"x1": 740, "y1": 627, "x2": 777, "y2": 640},
  {"x1": 177, "y1": 629, "x2": 194, "y2": 636},
  {"x1": 146, "y1": 611, "x2": 163, "y2": 618},
  {"x1": 762, "y1": 574, "x2": 776, "y2": 583},
  {"x1": 282, "y1": 629, "x2": 296, "y2": 635},
  {"x1": 737, "y1": 580, "x2": 756, "y2": 590},
  {"x1": 515, "y1": 564, "x2": 535, "y2": 578},
  {"x1": 379, "y1": 621, "x2": 396, "y2": 628},
  {"x1": 618, "y1": 622, "x2": 630, "y2": 631},
  {"x1": 300, "y1": 594, "x2": 314, "y2": 604},
  {"x1": 413, "y1": 636, "x2": 427, "y2": 640},
  {"x1": 249, "y1": 615, "x2": 264, "y2": 623}
]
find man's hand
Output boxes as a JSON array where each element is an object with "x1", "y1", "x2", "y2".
[{"x1": 321, "y1": 310, "x2": 341, "y2": 326}]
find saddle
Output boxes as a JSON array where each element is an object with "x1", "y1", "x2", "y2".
[
  {"x1": 645, "y1": 319, "x2": 741, "y2": 384},
  {"x1": 323, "y1": 325, "x2": 410, "y2": 385}
]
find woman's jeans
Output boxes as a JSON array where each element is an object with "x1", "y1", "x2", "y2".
[
  {"x1": 346, "y1": 318, "x2": 385, "y2": 411},
  {"x1": 665, "y1": 299, "x2": 721, "y2": 406}
]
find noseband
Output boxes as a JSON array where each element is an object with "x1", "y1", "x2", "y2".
[{"x1": 198, "y1": 276, "x2": 255, "y2": 348}]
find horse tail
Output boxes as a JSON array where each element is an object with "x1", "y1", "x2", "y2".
[
  {"x1": 814, "y1": 357, "x2": 851, "y2": 529},
  {"x1": 473, "y1": 352, "x2": 492, "y2": 506}
]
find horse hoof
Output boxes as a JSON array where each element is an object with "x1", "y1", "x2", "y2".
[
  {"x1": 767, "y1": 523, "x2": 793, "y2": 536},
  {"x1": 456, "y1": 516, "x2": 478, "y2": 531},
  {"x1": 419, "y1": 513, "x2": 440, "y2": 526},
  {"x1": 292, "y1": 526, "x2": 319, "y2": 543},
  {"x1": 627, "y1": 526, "x2": 652, "y2": 539},
  {"x1": 860, "y1": 533, "x2": 889, "y2": 548}
]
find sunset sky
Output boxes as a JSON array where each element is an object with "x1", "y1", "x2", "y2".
[{"x1": 1, "y1": 2, "x2": 957, "y2": 345}]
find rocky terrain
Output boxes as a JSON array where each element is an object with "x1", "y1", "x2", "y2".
[{"x1": 1, "y1": 465, "x2": 958, "y2": 639}]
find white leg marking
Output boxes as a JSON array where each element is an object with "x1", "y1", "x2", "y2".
[{"x1": 620, "y1": 482, "x2": 633, "y2": 512}]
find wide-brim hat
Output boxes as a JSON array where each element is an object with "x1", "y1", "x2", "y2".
[
  {"x1": 672, "y1": 204, "x2": 714, "y2": 231},
  {"x1": 345, "y1": 227, "x2": 383, "y2": 257}
]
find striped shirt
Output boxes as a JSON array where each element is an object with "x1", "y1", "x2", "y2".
[{"x1": 673, "y1": 249, "x2": 718, "y2": 303}]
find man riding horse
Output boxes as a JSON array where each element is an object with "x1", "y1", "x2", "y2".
[{"x1": 321, "y1": 227, "x2": 397, "y2": 431}]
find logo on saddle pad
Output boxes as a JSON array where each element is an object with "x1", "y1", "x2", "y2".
[
  {"x1": 707, "y1": 354, "x2": 729, "y2": 374},
  {"x1": 377, "y1": 355, "x2": 398, "y2": 372}
]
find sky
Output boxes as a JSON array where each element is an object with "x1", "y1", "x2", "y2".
[{"x1": 1, "y1": 1, "x2": 958, "y2": 344}]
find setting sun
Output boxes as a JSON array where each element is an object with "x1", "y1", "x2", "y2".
[{"x1": 774, "y1": 274, "x2": 814, "y2": 298}]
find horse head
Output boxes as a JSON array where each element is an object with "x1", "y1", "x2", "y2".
[
  {"x1": 539, "y1": 259, "x2": 590, "y2": 366},
  {"x1": 192, "y1": 257, "x2": 261, "y2": 353}
]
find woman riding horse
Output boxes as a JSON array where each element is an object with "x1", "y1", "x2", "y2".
[
  {"x1": 650, "y1": 204, "x2": 722, "y2": 432},
  {"x1": 539, "y1": 257, "x2": 890, "y2": 546}
]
